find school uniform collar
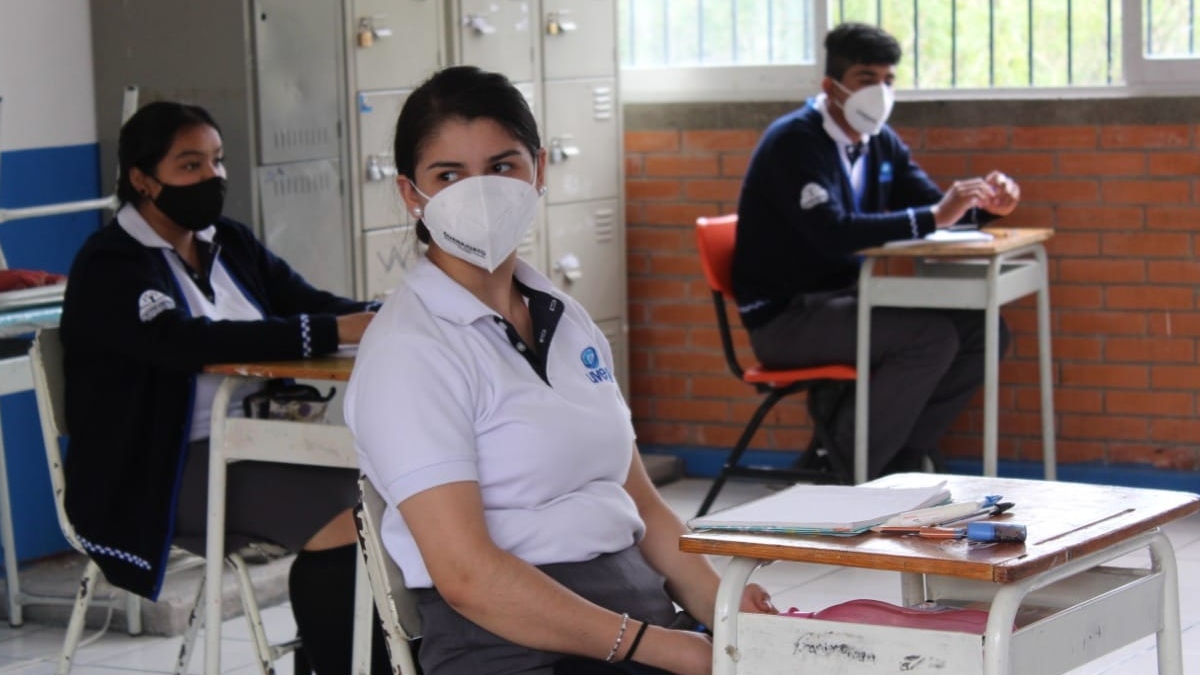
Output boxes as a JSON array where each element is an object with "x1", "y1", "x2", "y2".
[
  {"x1": 407, "y1": 256, "x2": 564, "y2": 327},
  {"x1": 116, "y1": 203, "x2": 218, "y2": 248},
  {"x1": 814, "y1": 93, "x2": 869, "y2": 151}
]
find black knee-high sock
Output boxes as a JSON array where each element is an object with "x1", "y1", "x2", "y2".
[{"x1": 289, "y1": 544, "x2": 393, "y2": 675}]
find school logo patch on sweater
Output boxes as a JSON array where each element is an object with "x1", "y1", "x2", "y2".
[
  {"x1": 799, "y1": 183, "x2": 829, "y2": 209},
  {"x1": 138, "y1": 290, "x2": 176, "y2": 322}
]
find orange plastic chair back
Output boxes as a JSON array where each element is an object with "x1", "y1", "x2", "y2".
[{"x1": 695, "y1": 214, "x2": 739, "y2": 298}]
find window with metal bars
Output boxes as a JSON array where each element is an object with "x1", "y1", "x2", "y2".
[{"x1": 618, "y1": 0, "x2": 1200, "y2": 99}]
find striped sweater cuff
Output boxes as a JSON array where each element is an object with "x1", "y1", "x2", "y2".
[{"x1": 299, "y1": 313, "x2": 313, "y2": 358}]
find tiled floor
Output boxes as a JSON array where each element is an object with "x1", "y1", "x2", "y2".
[{"x1": 0, "y1": 477, "x2": 1196, "y2": 674}]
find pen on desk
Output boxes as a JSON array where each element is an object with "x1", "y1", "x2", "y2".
[
  {"x1": 937, "y1": 501, "x2": 1015, "y2": 527},
  {"x1": 878, "y1": 495, "x2": 1003, "y2": 529},
  {"x1": 875, "y1": 522, "x2": 1027, "y2": 543}
]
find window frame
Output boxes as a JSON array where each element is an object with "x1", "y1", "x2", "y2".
[{"x1": 619, "y1": 0, "x2": 1200, "y2": 103}]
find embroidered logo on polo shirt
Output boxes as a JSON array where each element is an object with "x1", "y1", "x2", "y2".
[
  {"x1": 580, "y1": 346, "x2": 613, "y2": 384},
  {"x1": 137, "y1": 290, "x2": 175, "y2": 322},
  {"x1": 799, "y1": 183, "x2": 829, "y2": 210}
]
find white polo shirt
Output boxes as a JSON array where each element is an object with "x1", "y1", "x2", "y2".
[{"x1": 345, "y1": 257, "x2": 642, "y2": 588}]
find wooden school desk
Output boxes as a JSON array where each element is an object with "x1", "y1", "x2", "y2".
[
  {"x1": 203, "y1": 353, "x2": 374, "y2": 675},
  {"x1": 682, "y1": 473, "x2": 1199, "y2": 675},
  {"x1": 854, "y1": 227, "x2": 1057, "y2": 484}
]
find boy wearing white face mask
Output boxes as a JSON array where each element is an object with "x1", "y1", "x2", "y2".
[{"x1": 733, "y1": 22, "x2": 1022, "y2": 480}]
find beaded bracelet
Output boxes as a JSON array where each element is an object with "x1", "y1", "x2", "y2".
[
  {"x1": 604, "y1": 613, "x2": 630, "y2": 663},
  {"x1": 623, "y1": 620, "x2": 650, "y2": 662}
]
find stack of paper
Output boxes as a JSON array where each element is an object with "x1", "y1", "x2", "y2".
[
  {"x1": 688, "y1": 481, "x2": 950, "y2": 535},
  {"x1": 884, "y1": 229, "x2": 995, "y2": 249}
]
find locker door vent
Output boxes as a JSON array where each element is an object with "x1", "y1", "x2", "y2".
[
  {"x1": 271, "y1": 125, "x2": 336, "y2": 156},
  {"x1": 594, "y1": 208, "x2": 615, "y2": 242},
  {"x1": 518, "y1": 229, "x2": 538, "y2": 258},
  {"x1": 592, "y1": 86, "x2": 613, "y2": 120},
  {"x1": 269, "y1": 171, "x2": 336, "y2": 197}
]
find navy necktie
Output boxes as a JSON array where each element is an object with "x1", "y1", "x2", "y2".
[{"x1": 846, "y1": 142, "x2": 864, "y2": 165}]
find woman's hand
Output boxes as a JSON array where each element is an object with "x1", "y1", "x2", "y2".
[
  {"x1": 633, "y1": 625, "x2": 713, "y2": 675},
  {"x1": 740, "y1": 582, "x2": 777, "y2": 614},
  {"x1": 336, "y1": 311, "x2": 375, "y2": 345}
]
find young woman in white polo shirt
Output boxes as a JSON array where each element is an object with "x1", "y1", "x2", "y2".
[{"x1": 344, "y1": 66, "x2": 777, "y2": 675}]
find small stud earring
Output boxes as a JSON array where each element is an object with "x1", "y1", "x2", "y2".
[
  {"x1": 538, "y1": 185, "x2": 548, "y2": 196},
  {"x1": 412, "y1": 207, "x2": 423, "y2": 218}
]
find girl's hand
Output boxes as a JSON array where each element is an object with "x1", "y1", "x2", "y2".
[{"x1": 740, "y1": 583, "x2": 778, "y2": 614}]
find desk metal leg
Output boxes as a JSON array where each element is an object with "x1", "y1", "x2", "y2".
[
  {"x1": 204, "y1": 376, "x2": 239, "y2": 675},
  {"x1": 712, "y1": 557, "x2": 761, "y2": 675},
  {"x1": 978, "y1": 529, "x2": 1176, "y2": 675},
  {"x1": 1150, "y1": 533, "x2": 1183, "y2": 674},
  {"x1": 854, "y1": 260, "x2": 876, "y2": 485},
  {"x1": 900, "y1": 572, "x2": 926, "y2": 606},
  {"x1": 982, "y1": 258, "x2": 1002, "y2": 477},
  {"x1": 1033, "y1": 247, "x2": 1057, "y2": 480},
  {"x1": 0, "y1": 409, "x2": 22, "y2": 626}
]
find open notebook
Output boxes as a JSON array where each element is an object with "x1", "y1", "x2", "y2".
[
  {"x1": 884, "y1": 229, "x2": 994, "y2": 249},
  {"x1": 688, "y1": 480, "x2": 951, "y2": 535}
]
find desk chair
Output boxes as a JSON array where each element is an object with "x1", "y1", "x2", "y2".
[
  {"x1": 354, "y1": 476, "x2": 422, "y2": 675},
  {"x1": 693, "y1": 215, "x2": 857, "y2": 517},
  {"x1": 30, "y1": 328, "x2": 304, "y2": 675}
]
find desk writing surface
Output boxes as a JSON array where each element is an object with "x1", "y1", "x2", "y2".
[
  {"x1": 681, "y1": 473, "x2": 1198, "y2": 584},
  {"x1": 857, "y1": 227, "x2": 1053, "y2": 258},
  {"x1": 203, "y1": 351, "x2": 356, "y2": 381}
]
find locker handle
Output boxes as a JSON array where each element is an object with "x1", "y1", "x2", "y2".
[
  {"x1": 357, "y1": 16, "x2": 393, "y2": 48},
  {"x1": 555, "y1": 253, "x2": 583, "y2": 282},
  {"x1": 546, "y1": 11, "x2": 578, "y2": 35},
  {"x1": 365, "y1": 154, "x2": 397, "y2": 182},
  {"x1": 463, "y1": 15, "x2": 497, "y2": 36},
  {"x1": 549, "y1": 137, "x2": 581, "y2": 164}
]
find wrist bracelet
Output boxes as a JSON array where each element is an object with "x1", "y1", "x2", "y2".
[
  {"x1": 604, "y1": 613, "x2": 630, "y2": 663},
  {"x1": 623, "y1": 620, "x2": 651, "y2": 662}
]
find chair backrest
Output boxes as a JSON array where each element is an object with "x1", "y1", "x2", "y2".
[
  {"x1": 695, "y1": 215, "x2": 751, "y2": 379},
  {"x1": 29, "y1": 327, "x2": 85, "y2": 553},
  {"x1": 695, "y1": 214, "x2": 739, "y2": 298},
  {"x1": 355, "y1": 476, "x2": 422, "y2": 675}
]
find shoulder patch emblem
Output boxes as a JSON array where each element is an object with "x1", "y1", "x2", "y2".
[
  {"x1": 138, "y1": 290, "x2": 175, "y2": 323},
  {"x1": 799, "y1": 183, "x2": 829, "y2": 210}
]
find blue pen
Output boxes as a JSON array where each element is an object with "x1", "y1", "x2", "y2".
[{"x1": 878, "y1": 495, "x2": 1003, "y2": 529}]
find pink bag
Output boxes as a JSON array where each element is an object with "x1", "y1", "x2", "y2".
[{"x1": 784, "y1": 599, "x2": 996, "y2": 634}]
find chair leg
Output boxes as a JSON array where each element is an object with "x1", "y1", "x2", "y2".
[
  {"x1": 124, "y1": 588, "x2": 143, "y2": 635},
  {"x1": 294, "y1": 646, "x2": 312, "y2": 675},
  {"x1": 228, "y1": 554, "x2": 278, "y2": 675},
  {"x1": 696, "y1": 389, "x2": 790, "y2": 518},
  {"x1": 174, "y1": 569, "x2": 206, "y2": 675},
  {"x1": 56, "y1": 560, "x2": 101, "y2": 675}
]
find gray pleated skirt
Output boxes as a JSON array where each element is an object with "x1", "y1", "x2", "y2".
[
  {"x1": 414, "y1": 546, "x2": 681, "y2": 675},
  {"x1": 172, "y1": 438, "x2": 359, "y2": 555}
]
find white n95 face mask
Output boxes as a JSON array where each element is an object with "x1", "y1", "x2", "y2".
[
  {"x1": 413, "y1": 174, "x2": 539, "y2": 273},
  {"x1": 833, "y1": 81, "x2": 895, "y2": 136}
]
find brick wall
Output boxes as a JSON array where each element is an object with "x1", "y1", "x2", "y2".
[{"x1": 623, "y1": 98, "x2": 1200, "y2": 473}]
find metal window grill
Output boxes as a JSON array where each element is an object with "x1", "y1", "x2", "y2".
[{"x1": 619, "y1": 0, "x2": 1200, "y2": 88}]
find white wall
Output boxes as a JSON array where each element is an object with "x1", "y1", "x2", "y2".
[{"x1": 0, "y1": 0, "x2": 96, "y2": 151}]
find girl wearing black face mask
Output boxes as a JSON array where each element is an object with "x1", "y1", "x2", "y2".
[{"x1": 59, "y1": 101, "x2": 390, "y2": 675}]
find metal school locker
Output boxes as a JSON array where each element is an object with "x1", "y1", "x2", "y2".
[
  {"x1": 541, "y1": 0, "x2": 617, "y2": 80},
  {"x1": 543, "y1": 78, "x2": 619, "y2": 204},
  {"x1": 546, "y1": 199, "x2": 623, "y2": 321},
  {"x1": 349, "y1": 0, "x2": 443, "y2": 91},
  {"x1": 454, "y1": 0, "x2": 536, "y2": 82},
  {"x1": 358, "y1": 89, "x2": 411, "y2": 232}
]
